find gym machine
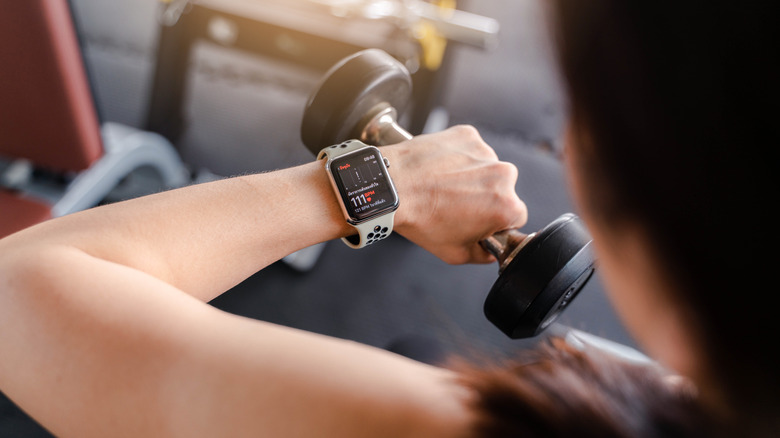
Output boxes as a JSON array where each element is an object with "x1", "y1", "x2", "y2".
[{"x1": 147, "y1": 0, "x2": 499, "y2": 143}]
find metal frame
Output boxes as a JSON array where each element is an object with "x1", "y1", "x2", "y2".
[{"x1": 144, "y1": 0, "x2": 453, "y2": 144}]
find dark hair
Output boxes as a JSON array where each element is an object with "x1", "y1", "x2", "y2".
[
  {"x1": 456, "y1": 337, "x2": 712, "y2": 438},
  {"x1": 547, "y1": 0, "x2": 779, "y2": 434}
]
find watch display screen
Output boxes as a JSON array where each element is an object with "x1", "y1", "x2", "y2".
[{"x1": 330, "y1": 147, "x2": 399, "y2": 222}]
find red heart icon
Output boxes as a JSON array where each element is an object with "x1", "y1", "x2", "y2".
[{"x1": 366, "y1": 197, "x2": 372, "y2": 202}]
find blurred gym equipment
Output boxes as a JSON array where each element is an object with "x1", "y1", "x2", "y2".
[{"x1": 0, "y1": 0, "x2": 190, "y2": 239}]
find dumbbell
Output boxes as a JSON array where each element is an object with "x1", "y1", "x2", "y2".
[{"x1": 301, "y1": 49, "x2": 595, "y2": 339}]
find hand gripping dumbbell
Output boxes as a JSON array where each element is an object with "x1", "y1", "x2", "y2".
[{"x1": 301, "y1": 49, "x2": 595, "y2": 339}]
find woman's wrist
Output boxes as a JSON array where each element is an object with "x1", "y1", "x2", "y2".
[{"x1": 379, "y1": 143, "x2": 417, "y2": 234}]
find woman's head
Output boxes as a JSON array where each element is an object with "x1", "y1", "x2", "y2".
[{"x1": 548, "y1": 0, "x2": 778, "y2": 430}]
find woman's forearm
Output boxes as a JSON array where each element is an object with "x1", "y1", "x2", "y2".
[{"x1": 0, "y1": 160, "x2": 350, "y2": 301}]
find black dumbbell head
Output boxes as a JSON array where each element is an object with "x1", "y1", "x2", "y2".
[
  {"x1": 301, "y1": 49, "x2": 412, "y2": 155},
  {"x1": 484, "y1": 213, "x2": 595, "y2": 339}
]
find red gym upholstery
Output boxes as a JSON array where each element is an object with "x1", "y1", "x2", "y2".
[
  {"x1": 1, "y1": 0, "x2": 103, "y2": 238},
  {"x1": 0, "y1": 192, "x2": 52, "y2": 238},
  {"x1": 0, "y1": 0, "x2": 103, "y2": 172}
]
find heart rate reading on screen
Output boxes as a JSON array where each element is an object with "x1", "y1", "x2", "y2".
[{"x1": 331, "y1": 149, "x2": 397, "y2": 221}]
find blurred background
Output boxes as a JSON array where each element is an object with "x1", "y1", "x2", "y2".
[{"x1": 1, "y1": 0, "x2": 639, "y2": 435}]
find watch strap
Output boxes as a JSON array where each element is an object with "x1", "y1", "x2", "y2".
[
  {"x1": 342, "y1": 210, "x2": 396, "y2": 248},
  {"x1": 317, "y1": 140, "x2": 366, "y2": 161}
]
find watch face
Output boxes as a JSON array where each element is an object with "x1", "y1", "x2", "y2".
[{"x1": 329, "y1": 147, "x2": 399, "y2": 222}]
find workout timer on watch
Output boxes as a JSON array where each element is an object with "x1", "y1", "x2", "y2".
[{"x1": 330, "y1": 147, "x2": 399, "y2": 222}]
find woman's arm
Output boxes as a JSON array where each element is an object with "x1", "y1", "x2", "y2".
[
  {"x1": 1, "y1": 242, "x2": 477, "y2": 437},
  {"x1": 1, "y1": 156, "x2": 348, "y2": 302},
  {"x1": 2, "y1": 126, "x2": 526, "y2": 302},
  {"x1": 0, "y1": 126, "x2": 525, "y2": 437}
]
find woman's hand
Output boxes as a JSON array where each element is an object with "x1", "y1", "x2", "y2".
[{"x1": 386, "y1": 125, "x2": 528, "y2": 264}]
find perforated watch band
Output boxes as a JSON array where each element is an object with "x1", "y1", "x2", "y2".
[
  {"x1": 317, "y1": 139, "x2": 367, "y2": 160},
  {"x1": 319, "y1": 140, "x2": 397, "y2": 249},
  {"x1": 341, "y1": 211, "x2": 395, "y2": 248}
]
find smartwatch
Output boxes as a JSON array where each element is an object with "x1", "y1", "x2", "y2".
[{"x1": 318, "y1": 140, "x2": 400, "y2": 249}]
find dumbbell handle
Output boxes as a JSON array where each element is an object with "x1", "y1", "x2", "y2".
[{"x1": 359, "y1": 105, "x2": 532, "y2": 273}]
